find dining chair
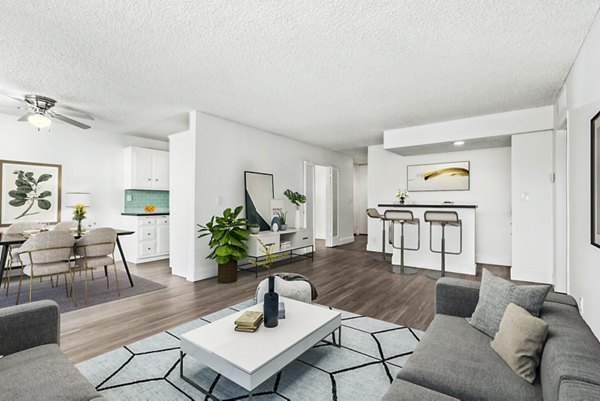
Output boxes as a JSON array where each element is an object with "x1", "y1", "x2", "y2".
[
  {"x1": 3, "y1": 221, "x2": 43, "y2": 296},
  {"x1": 73, "y1": 228, "x2": 119, "y2": 304},
  {"x1": 53, "y1": 221, "x2": 78, "y2": 231},
  {"x1": 15, "y1": 231, "x2": 76, "y2": 305}
]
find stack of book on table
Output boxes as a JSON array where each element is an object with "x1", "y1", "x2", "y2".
[{"x1": 234, "y1": 310, "x2": 264, "y2": 332}]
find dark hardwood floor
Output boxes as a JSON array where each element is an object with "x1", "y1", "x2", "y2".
[{"x1": 60, "y1": 235, "x2": 509, "y2": 364}]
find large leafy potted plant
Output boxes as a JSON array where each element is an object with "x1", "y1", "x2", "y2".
[{"x1": 197, "y1": 206, "x2": 250, "y2": 283}]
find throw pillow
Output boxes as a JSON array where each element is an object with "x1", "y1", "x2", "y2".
[
  {"x1": 469, "y1": 269, "x2": 550, "y2": 337},
  {"x1": 491, "y1": 303, "x2": 549, "y2": 383}
]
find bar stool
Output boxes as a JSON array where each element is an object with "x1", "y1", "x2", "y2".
[
  {"x1": 384, "y1": 210, "x2": 419, "y2": 275},
  {"x1": 424, "y1": 211, "x2": 462, "y2": 280},
  {"x1": 366, "y1": 208, "x2": 389, "y2": 262}
]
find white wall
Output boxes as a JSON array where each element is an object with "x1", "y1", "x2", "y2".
[
  {"x1": 384, "y1": 106, "x2": 553, "y2": 149},
  {"x1": 353, "y1": 164, "x2": 368, "y2": 235},
  {"x1": 511, "y1": 131, "x2": 554, "y2": 284},
  {"x1": 314, "y1": 165, "x2": 327, "y2": 239},
  {"x1": 168, "y1": 129, "x2": 195, "y2": 278},
  {"x1": 555, "y1": 11, "x2": 600, "y2": 338},
  {"x1": 169, "y1": 111, "x2": 354, "y2": 281},
  {"x1": 0, "y1": 113, "x2": 168, "y2": 236},
  {"x1": 368, "y1": 145, "x2": 512, "y2": 266}
]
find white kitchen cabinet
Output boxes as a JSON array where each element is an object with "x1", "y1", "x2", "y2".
[
  {"x1": 121, "y1": 215, "x2": 170, "y2": 264},
  {"x1": 124, "y1": 147, "x2": 169, "y2": 190}
]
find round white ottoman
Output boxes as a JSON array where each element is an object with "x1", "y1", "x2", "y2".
[{"x1": 255, "y1": 276, "x2": 312, "y2": 304}]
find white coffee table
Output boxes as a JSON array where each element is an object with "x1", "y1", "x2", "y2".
[{"x1": 180, "y1": 297, "x2": 342, "y2": 400}]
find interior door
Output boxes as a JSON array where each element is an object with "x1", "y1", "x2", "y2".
[
  {"x1": 304, "y1": 161, "x2": 315, "y2": 239},
  {"x1": 326, "y1": 166, "x2": 341, "y2": 247}
]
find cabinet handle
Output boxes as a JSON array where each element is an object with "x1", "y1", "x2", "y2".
[
  {"x1": 155, "y1": 179, "x2": 158, "y2": 181},
  {"x1": 302, "y1": 237, "x2": 309, "y2": 240},
  {"x1": 148, "y1": 178, "x2": 151, "y2": 181}
]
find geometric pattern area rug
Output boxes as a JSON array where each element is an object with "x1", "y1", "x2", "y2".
[
  {"x1": 0, "y1": 270, "x2": 165, "y2": 313},
  {"x1": 76, "y1": 299, "x2": 424, "y2": 400}
]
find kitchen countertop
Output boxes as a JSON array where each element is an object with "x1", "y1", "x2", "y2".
[
  {"x1": 378, "y1": 203, "x2": 477, "y2": 209},
  {"x1": 121, "y1": 212, "x2": 170, "y2": 216}
]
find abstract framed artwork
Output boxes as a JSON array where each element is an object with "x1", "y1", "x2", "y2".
[
  {"x1": 407, "y1": 161, "x2": 470, "y2": 192},
  {"x1": 0, "y1": 160, "x2": 62, "y2": 226},
  {"x1": 244, "y1": 171, "x2": 274, "y2": 231},
  {"x1": 591, "y1": 110, "x2": 600, "y2": 248}
]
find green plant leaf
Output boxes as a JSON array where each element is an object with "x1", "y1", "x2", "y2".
[
  {"x1": 37, "y1": 199, "x2": 51, "y2": 210},
  {"x1": 38, "y1": 191, "x2": 52, "y2": 198},
  {"x1": 8, "y1": 190, "x2": 27, "y2": 199},
  {"x1": 36, "y1": 174, "x2": 52, "y2": 183},
  {"x1": 215, "y1": 245, "x2": 234, "y2": 256},
  {"x1": 9, "y1": 199, "x2": 26, "y2": 207},
  {"x1": 216, "y1": 255, "x2": 231, "y2": 264}
]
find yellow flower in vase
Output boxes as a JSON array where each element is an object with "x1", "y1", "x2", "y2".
[{"x1": 72, "y1": 204, "x2": 87, "y2": 235}]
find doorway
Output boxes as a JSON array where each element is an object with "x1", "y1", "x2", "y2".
[{"x1": 304, "y1": 161, "x2": 340, "y2": 248}]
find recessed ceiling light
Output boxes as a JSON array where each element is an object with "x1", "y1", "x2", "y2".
[{"x1": 453, "y1": 141, "x2": 465, "y2": 146}]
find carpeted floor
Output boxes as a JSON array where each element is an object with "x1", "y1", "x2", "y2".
[
  {"x1": 1, "y1": 269, "x2": 165, "y2": 313},
  {"x1": 76, "y1": 299, "x2": 424, "y2": 401}
]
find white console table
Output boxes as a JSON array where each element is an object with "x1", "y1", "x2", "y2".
[
  {"x1": 242, "y1": 228, "x2": 314, "y2": 277},
  {"x1": 378, "y1": 204, "x2": 477, "y2": 275}
]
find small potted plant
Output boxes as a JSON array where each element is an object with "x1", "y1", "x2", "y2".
[
  {"x1": 197, "y1": 206, "x2": 250, "y2": 283},
  {"x1": 248, "y1": 223, "x2": 260, "y2": 234},
  {"x1": 278, "y1": 210, "x2": 288, "y2": 230},
  {"x1": 284, "y1": 189, "x2": 306, "y2": 229},
  {"x1": 72, "y1": 203, "x2": 87, "y2": 235},
  {"x1": 396, "y1": 188, "x2": 409, "y2": 204}
]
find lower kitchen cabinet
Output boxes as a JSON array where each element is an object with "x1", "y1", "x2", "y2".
[{"x1": 121, "y1": 214, "x2": 170, "y2": 263}]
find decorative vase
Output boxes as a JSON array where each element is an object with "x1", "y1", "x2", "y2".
[
  {"x1": 280, "y1": 224, "x2": 287, "y2": 231},
  {"x1": 294, "y1": 209, "x2": 301, "y2": 229},
  {"x1": 250, "y1": 227, "x2": 260, "y2": 234},
  {"x1": 399, "y1": 198, "x2": 405, "y2": 205},
  {"x1": 263, "y1": 276, "x2": 279, "y2": 328},
  {"x1": 77, "y1": 220, "x2": 83, "y2": 236}
]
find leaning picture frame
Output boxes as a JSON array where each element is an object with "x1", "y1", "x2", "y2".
[
  {"x1": 591, "y1": 110, "x2": 600, "y2": 248},
  {"x1": 0, "y1": 160, "x2": 62, "y2": 227}
]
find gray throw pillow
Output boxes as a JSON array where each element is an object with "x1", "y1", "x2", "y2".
[
  {"x1": 491, "y1": 303, "x2": 549, "y2": 383},
  {"x1": 469, "y1": 269, "x2": 550, "y2": 337}
]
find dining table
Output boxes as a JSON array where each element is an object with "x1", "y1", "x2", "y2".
[{"x1": 0, "y1": 229, "x2": 136, "y2": 288}]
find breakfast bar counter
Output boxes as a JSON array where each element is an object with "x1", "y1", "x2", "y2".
[{"x1": 378, "y1": 203, "x2": 477, "y2": 275}]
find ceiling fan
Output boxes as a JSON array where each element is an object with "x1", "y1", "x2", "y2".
[{"x1": 9, "y1": 94, "x2": 94, "y2": 130}]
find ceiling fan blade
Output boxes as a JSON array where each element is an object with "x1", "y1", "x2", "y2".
[
  {"x1": 8, "y1": 96, "x2": 26, "y2": 104},
  {"x1": 54, "y1": 108, "x2": 95, "y2": 120},
  {"x1": 50, "y1": 112, "x2": 91, "y2": 129},
  {"x1": 17, "y1": 113, "x2": 34, "y2": 122}
]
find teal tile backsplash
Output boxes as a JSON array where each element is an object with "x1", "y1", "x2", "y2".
[{"x1": 124, "y1": 189, "x2": 169, "y2": 213}]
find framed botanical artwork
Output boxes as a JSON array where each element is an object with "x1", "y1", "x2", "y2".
[
  {"x1": 591, "y1": 110, "x2": 600, "y2": 248},
  {"x1": 244, "y1": 171, "x2": 274, "y2": 231},
  {"x1": 407, "y1": 161, "x2": 470, "y2": 192},
  {"x1": 0, "y1": 160, "x2": 62, "y2": 227}
]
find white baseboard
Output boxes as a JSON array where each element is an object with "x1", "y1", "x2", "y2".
[{"x1": 340, "y1": 236, "x2": 355, "y2": 245}]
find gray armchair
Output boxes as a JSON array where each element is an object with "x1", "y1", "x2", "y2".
[{"x1": 0, "y1": 300, "x2": 106, "y2": 400}]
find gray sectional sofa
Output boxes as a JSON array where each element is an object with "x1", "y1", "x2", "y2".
[
  {"x1": 383, "y1": 277, "x2": 600, "y2": 401},
  {"x1": 0, "y1": 300, "x2": 105, "y2": 401}
]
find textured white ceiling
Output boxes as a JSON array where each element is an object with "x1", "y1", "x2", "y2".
[{"x1": 0, "y1": 1, "x2": 598, "y2": 151}]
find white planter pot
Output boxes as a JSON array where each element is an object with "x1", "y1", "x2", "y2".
[{"x1": 295, "y1": 209, "x2": 302, "y2": 229}]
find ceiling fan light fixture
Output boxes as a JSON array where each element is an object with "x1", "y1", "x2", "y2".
[{"x1": 27, "y1": 113, "x2": 52, "y2": 128}]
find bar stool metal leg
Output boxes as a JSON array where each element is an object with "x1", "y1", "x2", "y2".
[
  {"x1": 427, "y1": 223, "x2": 447, "y2": 280},
  {"x1": 393, "y1": 222, "x2": 418, "y2": 275}
]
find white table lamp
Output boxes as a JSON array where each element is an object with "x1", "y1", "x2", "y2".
[{"x1": 65, "y1": 192, "x2": 91, "y2": 207}]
